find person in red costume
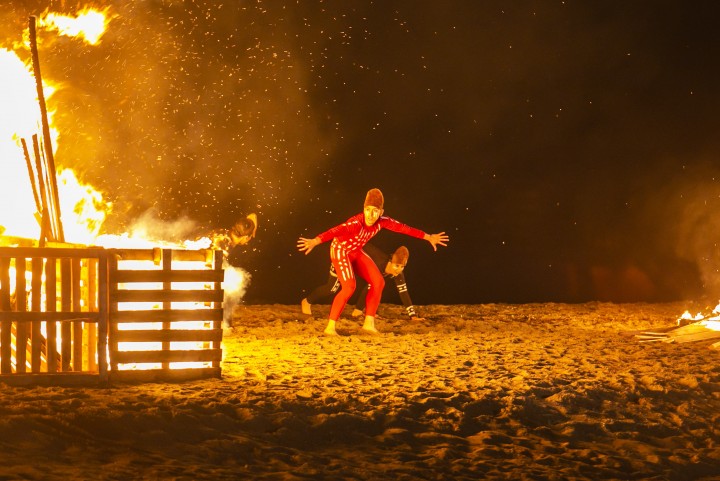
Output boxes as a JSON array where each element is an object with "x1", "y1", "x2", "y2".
[{"x1": 297, "y1": 188, "x2": 449, "y2": 335}]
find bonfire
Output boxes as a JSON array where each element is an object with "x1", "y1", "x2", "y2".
[{"x1": 0, "y1": 9, "x2": 245, "y2": 385}]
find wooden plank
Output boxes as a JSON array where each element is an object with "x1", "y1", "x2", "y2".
[
  {"x1": 72, "y1": 258, "x2": 82, "y2": 372},
  {"x1": 109, "y1": 366, "x2": 220, "y2": 383},
  {"x1": 15, "y1": 258, "x2": 28, "y2": 373},
  {"x1": 162, "y1": 249, "x2": 171, "y2": 371},
  {"x1": 112, "y1": 289, "x2": 224, "y2": 303},
  {"x1": 60, "y1": 258, "x2": 71, "y2": 371},
  {"x1": 114, "y1": 329, "x2": 222, "y2": 343},
  {"x1": 0, "y1": 247, "x2": 105, "y2": 258},
  {"x1": 0, "y1": 312, "x2": 100, "y2": 322},
  {"x1": 108, "y1": 248, "x2": 158, "y2": 262},
  {"x1": 109, "y1": 248, "x2": 211, "y2": 263},
  {"x1": 46, "y1": 257, "x2": 57, "y2": 373},
  {"x1": 31, "y1": 257, "x2": 43, "y2": 372},
  {"x1": 664, "y1": 323, "x2": 709, "y2": 336},
  {"x1": 114, "y1": 269, "x2": 224, "y2": 283},
  {"x1": 110, "y1": 308, "x2": 223, "y2": 323},
  {"x1": 0, "y1": 372, "x2": 105, "y2": 387},
  {"x1": 665, "y1": 330, "x2": 720, "y2": 344},
  {"x1": 0, "y1": 257, "x2": 12, "y2": 374},
  {"x1": 169, "y1": 250, "x2": 213, "y2": 262},
  {"x1": 108, "y1": 255, "x2": 119, "y2": 373},
  {"x1": 97, "y1": 253, "x2": 109, "y2": 381},
  {"x1": 87, "y1": 257, "x2": 97, "y2": 372},
  {"x1": 110, "y1": 348, "x2": 222, "y2": 364},
  {"x1": 212, "y1": 249, "x2": 224, "y2": 368}
]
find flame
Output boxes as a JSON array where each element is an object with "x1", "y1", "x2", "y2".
[
  {"x1": 38, "y1": 7, "x2": 114, "y2": 45},
  {"x1": 678, "y1": 301, "x2": 720, "y2": 332},
  {"x1": 1, "y1": 7, "x2": 247, "y2": 372},
  {"x1": 0, "y1": 48, "x2": 55, "y2": 239}
]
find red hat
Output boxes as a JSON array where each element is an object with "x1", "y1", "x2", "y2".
[
  {"x1": 364, "y1": 188, "x2": 384, "y2": 209},
  {"x1": 391, "y1": 246, "x2": 409, "y2": 266}
]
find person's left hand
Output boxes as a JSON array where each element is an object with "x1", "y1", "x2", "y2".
[{"x1": 425, "y1": 232, "x2": 449, "y2": 251}]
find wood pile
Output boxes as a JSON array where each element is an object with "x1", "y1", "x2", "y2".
[{"x1": 634, "y1": 321, "x2": 720, "y2": 349}]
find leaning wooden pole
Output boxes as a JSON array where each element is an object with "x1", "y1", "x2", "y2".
[
  {"x1": 28, "y1": 15, "x2": 64, "y2": 242},
  {"x1": 32, "y1": 134, "x2": 54, "y2": 244},
  {"x1": 20, "y1": 137, "x2": 42, "y2": 214}
]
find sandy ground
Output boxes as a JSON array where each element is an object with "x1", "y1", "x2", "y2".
[{"x1": 0, "y1": 302, "x2": 719, "y2": 480}]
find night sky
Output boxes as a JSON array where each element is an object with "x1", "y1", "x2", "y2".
[{"x1": 4, "y1": 0, "x2": 720, "y2": 305}]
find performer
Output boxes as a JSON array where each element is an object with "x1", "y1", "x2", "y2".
[
  {"x1": 301, "y1": 243, "x2": 424, "y2": 320},
  {"x1": 297, "y1": 188, "x2": 448, "y2": 335},
  {"x1": 210, "y1": 213, "x2": 258, "y2": 255}
]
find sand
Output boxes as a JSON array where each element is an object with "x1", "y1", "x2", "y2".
[{"x1": 0, "y1": 302, "x2": 718, "y2": 480}]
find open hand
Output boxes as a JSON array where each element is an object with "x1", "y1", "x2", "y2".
[
  {"x1": 425, "y1": 232, "x2": 449, "y2": 251},
  {"x1": 297, "y1": 236, "x2": 321, "y2": 255}
]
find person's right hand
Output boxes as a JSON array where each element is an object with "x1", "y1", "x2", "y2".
[{"x1": 297, "y1": 236, "x2": 320, "y2": 255}]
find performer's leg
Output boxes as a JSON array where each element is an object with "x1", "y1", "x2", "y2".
[
  {"x1": 325, "y1": 248, "x2": 357, "y2": 334},
  {"x1": 354, "y1": 252, "x2": 385, "y2": 317},
  {"x1": 352, "y1": 282, "x2": 370, "y2": 317},
  {"x1": 353, "y1": 252, "x2": 385, "y2": 333},
  {"x1": 328, "y1": 273, "x2": 356, "y2": 321},
  {"x1": 303, "y1": 267, "x2": 339, "y2": 315}
]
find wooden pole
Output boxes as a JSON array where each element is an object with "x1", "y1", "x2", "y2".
[
  {"x1": 20, "y1": 137, "x2": 42, "y2": 214},
  {"x1": 28, "y1": 15, "x2": 64, "y2": 242},
  {"x1": 32, "y1": 135, "x2": 53, "y2": 244}
]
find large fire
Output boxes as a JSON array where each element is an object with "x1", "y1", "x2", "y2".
[{"x1": 1, "y1": 7, "x2": 246, "y2": 373}]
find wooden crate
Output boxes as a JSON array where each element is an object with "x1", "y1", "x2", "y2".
[
  {"x1": 0, "y1": 245, "x2": 225, "y2": 385},
  {"x1": 0, "y1": 246, "x2": 109, "y2": 386},
  {"x1": 107, "y1": 248, "x2": 224, "y2": 383}
]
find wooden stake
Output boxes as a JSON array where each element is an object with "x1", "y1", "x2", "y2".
[
  {"x1": 28, "y1": 15, "x2": 64, "y2": 242},
  {"x1": 32, "y1": 134, "x2": 53, "y2": 244},
  {"x1": 20, "y1": 137, "x2": 42, "y2": 214}
]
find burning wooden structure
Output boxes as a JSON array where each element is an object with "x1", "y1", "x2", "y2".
[
  {"x1": 0, "y1": 244, "x2": 225, "y2": 386},
  {"x1": 0, "y1": 12, "x2": 229, "y2": 386}
]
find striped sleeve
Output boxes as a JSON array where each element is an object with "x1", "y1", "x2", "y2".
[
  {"x1": 316, "y1": 214, "x2": 362, "y2": 242},
  {"x1": 378, "y1": 217, "x2": 426, "y2": 239}
]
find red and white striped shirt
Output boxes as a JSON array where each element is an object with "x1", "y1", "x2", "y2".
[{"x1": 317, "y1": 213, "x2": 425, "y2": 255}]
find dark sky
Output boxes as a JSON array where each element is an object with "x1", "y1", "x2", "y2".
[{"x1": 4, "y1": 0, "x2": 720, "y2": 305}]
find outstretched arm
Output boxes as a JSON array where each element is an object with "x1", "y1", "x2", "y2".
[
  {"x1": 297, "y1": 236, "x2": 321, "y2": 255},
  {"x1": 424, "y1": 232, "x2": 449, "y2": 251}
]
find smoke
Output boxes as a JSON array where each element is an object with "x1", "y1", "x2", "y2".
[
  {"x1": 44, "y1": 0, "x2": 338, "y2": 235},
  {"x1": 675, "y1": 184, "x2": 720, "y2": 298},
  {"x1": 222, "y1": 261, "x2": 250, "y2": 327}
]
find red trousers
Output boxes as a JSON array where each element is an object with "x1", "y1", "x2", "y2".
[{"x1": 328, "y1": 247, "x2": 385, "y2": 321}]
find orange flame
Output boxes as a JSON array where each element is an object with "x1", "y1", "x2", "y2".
[{"x1": 38, "y1": 7, "x2": 114, "y2": 45}]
